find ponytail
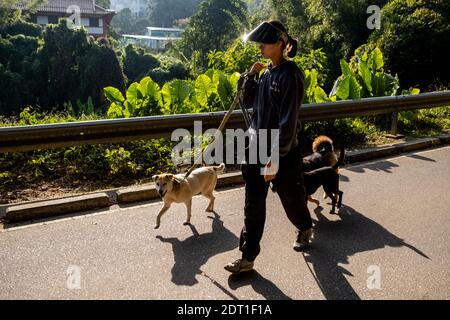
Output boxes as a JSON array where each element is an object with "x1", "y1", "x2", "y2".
[
  {"x1": 286, "y1": 35, "x2": 298, "y2": 58},
  {"x1": 267, "y1": 20, "x2": 298, "y2": 58}
]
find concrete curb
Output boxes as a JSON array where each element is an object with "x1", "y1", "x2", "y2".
[
  {"x1": 5, "y1": 193, "x2": 111, "y2": 223},
  {"x1": 2, "y1": 133, "x2": 450, "y2": 223}
]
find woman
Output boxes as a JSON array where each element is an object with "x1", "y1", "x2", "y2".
[{"x1": 225, "y1": 20, "x2": 313, "y2": 274}]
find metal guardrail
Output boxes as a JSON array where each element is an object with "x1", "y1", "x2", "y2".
[{"x1": 1, "y1": 91, "x2": 449, "y2": 153}]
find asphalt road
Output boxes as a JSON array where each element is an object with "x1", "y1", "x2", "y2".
[{"x1": 1, "y1": 146, "x2": 449, "y2": 300}]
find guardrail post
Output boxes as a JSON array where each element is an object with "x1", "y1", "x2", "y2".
[
  {"x1": 388, "y1": 112, "x2": 405, "y2": 139},
  {"x1": 390, "y1": 112, "x2": 398, "y2": 136}
]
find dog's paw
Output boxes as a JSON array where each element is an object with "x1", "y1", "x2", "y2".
[
  {"x1": 154, "y1": 224, "x2": 160, "y2": 229},
  {"x1": 183, "y1": 221, "x2": 191, "y2": 226},
  {"x1": 205, "y1": 208, "x2": 214, "y2": 213}
]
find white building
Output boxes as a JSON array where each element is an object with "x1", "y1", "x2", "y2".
[
  {"x1": 122, "y1": 27, "x2": 183, "y2": 50},
  {"x1": 14, "y1": 0, "x2": 116, "y2": 37}
]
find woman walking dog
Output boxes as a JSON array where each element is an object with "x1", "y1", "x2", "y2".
[{"x1": 225, "y1": 20, "x2": 313, "y2": 274}]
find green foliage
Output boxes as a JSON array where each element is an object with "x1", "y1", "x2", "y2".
[
  {"x1": 0, "y1": 17, "x2": 127, "y2": 116},
  {"x1": 208, "y1": 39, "x2": 262, "y2": 74},
  {"x1": 0, "y1": 110, "x2": 177, "y2": 196},
  {"x1": 0, "y1": 138, "x2": 177, "y2": 196},
  {"x1": 110, "y1": 8, "x2": 150, "y2": 35},
  {"x1": 270, "y1": 0, "x2": 389, "y2": 90},
  {"x1": 105, "y1": 69, "x2": 240, "y2": 118},
  {"x1": 367, "y1": 0, "x2": 450, "y2": 90},
  {"x1": 106, "y1": 76, "x2": 163, "y2": 118},
  {"x1": 330, "y1": 46, "x2": 401, "y2": 101},
  {"x1": 0, "y1": 33, "x2": 40, "y2": 115},
  {"x1": 302, "y1": 118, "x2": 374, "y2": 150},
  {"x1": 180, "y1": 0, "x2": 249, "y2": 70},
  {"x1": 149, "y1": 0, "x2": 201, "y2": 28},
  {"x1": 398, "y1": 106, "x2": 450, "y2": 135},
  {"x1": 148, "y1": 54, "x2": 191, "y2": 85},
  {"x1": 0, "y1": 0, "x2": 45, "y2": 29},
  {"x1": 1, "y1": 20, "x2": 42, "y2": 37},
  {"x1": 292, "y1": 48, "x2": 328, "y2": 86},
  {"x1": 161, "y1": 79, "x2": 191, "y2": 114},
  {"x1": 35, "y1": 21, "x2": 126, "y2": 113},
  {"x1": 122, "y1": 44, "x2": 160, "y2": 84}
]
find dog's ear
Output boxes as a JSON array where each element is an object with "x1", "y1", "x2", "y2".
[
  {"x1": 166, "y1": 174, "x2": 174, "y2": 180},
  {"x1": 152, "y1": 175, "x2": 159, "y2": 181}
]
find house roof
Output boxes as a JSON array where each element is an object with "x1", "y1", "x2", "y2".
[{"x1": 13, "y1": 0, "x2": 115, "y2": 15}]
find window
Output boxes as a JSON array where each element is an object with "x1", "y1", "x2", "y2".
[
  {"x1": 89, "y1": 18, "x2": 99, "y2": 27},
  {"x1": 48, "y1": 16, "x2": 59, "y2": 24}
]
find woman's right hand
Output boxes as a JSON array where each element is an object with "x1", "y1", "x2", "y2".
[{"x1": 249, "y1": 62, "x2": 266, "y2": 75}]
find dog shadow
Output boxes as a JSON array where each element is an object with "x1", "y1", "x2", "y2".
[
  {"x1": 227, "y1": 270, "x2": 292, "y2": 300},
  {"x1": 406, "y1": 153, "x2": 436, "y2": 162},
  {"x1": 304, "y1": 205, "x2": 430, "y2": 300},
  {"x1": 347, "y1": 160, "x2": 399, "y2": 174},
  {"x1": 156, "y1": 211, "x2": 238, "y2": 286}
]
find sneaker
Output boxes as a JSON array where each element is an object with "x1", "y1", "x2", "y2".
[
  {"x1": 224, "y1": 258, "x2": 254, "y2": 274},
  {"x1": 293, "y1": 228, "x2": 313, "y2": 251}
]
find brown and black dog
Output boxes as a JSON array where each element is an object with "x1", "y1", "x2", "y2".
[
  {"x1": 302, "y1": 135, "x2": 341, "y2": 172},
  {"x1": 303, "y1": 147, "x2": 345, "y2": 214}
]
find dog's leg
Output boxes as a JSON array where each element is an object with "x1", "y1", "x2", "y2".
[
  {"x1": 308, "y1": 195, "x2": 320, "y2": 207},
  {"x1": 327, "y1": 193, "x2": 338, "y2": 214},
  {"x1": 155, "y1": 203, "x2": 171, "y2": 229},
  {"x1": 183, "y1": 199, "x2": 192, "y2": 225},
  {"x1": 337, "y1": 191, "x2": 343, "y2": 208},
  {"x1": 204, "y1": 192, "x2": 215, "y2": 212}
]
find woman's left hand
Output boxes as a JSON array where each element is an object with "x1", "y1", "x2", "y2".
[{"x1": 263, "y1": 161, "x2": 277, "y2": 182}]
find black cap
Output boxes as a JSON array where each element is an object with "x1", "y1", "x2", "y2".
[{"x1": 244, "y1": 21, "x2": 288, "y2": 44}]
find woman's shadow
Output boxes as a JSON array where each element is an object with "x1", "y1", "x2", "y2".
[
  {"x1": 156, "y1": 211, "x2": 238, "y2": 286},
  {"x1": 157, "y1": 211, "x2": 293, "y2": 299},
  {"x1": 227, "y1": 270, "x2": 292, "y2": 300},
  {"x1": 304, "y1": 204, "x2": 430, "y2": 300}
]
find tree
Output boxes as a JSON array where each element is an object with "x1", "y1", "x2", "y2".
[
  {"x1": 368, "y1": 0, "x2": 450, "y2": 90},
  {"x1": 122, "y1": 44, "x2": 160, "y2": 84},
  {"x1": 149, "y1": 0, "x2": 201, "y2": 28},
  {"x1": 0, "y1": 6, "x2": 42, "y2": 115},
  {"x1": 36, "y1": 21, "x2": 126, "y2": 112},
  {"x1": 111, "y1": 8, "x2": 150, "y2": 35},
  {"x1": 78, "y1": 38, "x2": 127, "y2": 110},
  {"x1": 181, "y1": 0, "x2": 249, "y2": 70},
  {"x1": 246, "y1": 0, "x2": 273, "y2": 27},
  {"x1": 269, "y1": 0, "x2": 389, "y2": 91},
  {"x1": 0, "y1": 0, "x2": 45, "y2": 28}
]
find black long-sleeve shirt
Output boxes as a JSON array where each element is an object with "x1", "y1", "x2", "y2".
[{"x1": 242, "y1": 60, "x2": 305, "y2": 158}]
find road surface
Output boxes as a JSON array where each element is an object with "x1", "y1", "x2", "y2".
[{"x1": 1, "y1": 146, "x2": 449, "y2": 299}]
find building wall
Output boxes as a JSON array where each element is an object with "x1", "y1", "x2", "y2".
[{"x1": 32, "y1": 14, "x2": 108, "y2": 37}]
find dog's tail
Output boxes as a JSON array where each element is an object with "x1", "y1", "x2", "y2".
[
  {"x1": 312, "y1": 135, "x2": 334, "y2": 154},
  {"x1": 213, "y1": 163, "x2": 225, "y2": 173},
  {"x1": 332, "y1": 147, "x2": 345, "y2": 170}
]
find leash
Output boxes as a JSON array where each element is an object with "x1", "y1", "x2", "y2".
[{"x1": 184, "y1": 89, "x2": 244, "y2": 179}]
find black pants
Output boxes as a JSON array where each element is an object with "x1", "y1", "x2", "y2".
[{"x1": 239, "y1": 147, "x2": 312, "y2": 262}]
